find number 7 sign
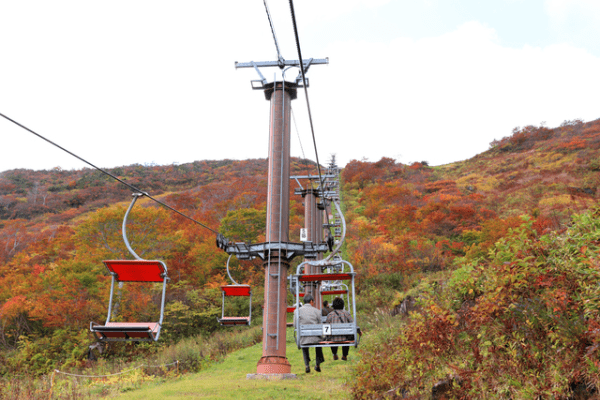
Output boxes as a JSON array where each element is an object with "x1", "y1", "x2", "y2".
[{"x1": 323, "y1": 324, "x2": 332, "y2": 336}]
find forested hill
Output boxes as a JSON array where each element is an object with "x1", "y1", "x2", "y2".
[
  {"x1": 0, "y1": 159, "x2": 270, "y2": 220},
  {"x1": 1, "y1": 117, "x2": 600, "y2": 398},
  {"x1": 0, "y1": 157, "x2": 315, "y2": 371},
  {"x1": 344, "y1": 118, "x2": 600, "y2": 398},
  {"x1": 343, "y1": 118, "x2": 600, "y2": 281}
]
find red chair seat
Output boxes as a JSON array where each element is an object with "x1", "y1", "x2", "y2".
[
  {"x1": 92, "y1": 322, "x2": 160, "y2": 340},
  {"x1": 218, "y1": 317, "x2": 250, "y2": 326}
]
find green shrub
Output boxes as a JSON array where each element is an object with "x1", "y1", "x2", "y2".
[
  {"x1": 6, "y1": 329, "x2": 89, "y2": 376},
  {"x1": 352, "y1": 209, "x2": 600, "y2": 399}
]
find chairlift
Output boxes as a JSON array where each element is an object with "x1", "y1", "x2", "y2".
[
  {"x1": 292, "y1": 259, "x2": 360, "y2": 349},
  {"x1": 287, "y1": 276, "x2": 305, "y2": 314},
  {"x1": 321, "y1": 281, "x2": 349, "y2": 301},
  {"x1": 218, "y1": 255, "x2": 252, "y2": 326},
  {"x1": 90, "y1": 193, "x2": 169, "y2": 342},
  {"x1": 287, "y1": 293, "x2": 306, "y2": 314},
  {"x1": 320, "y1": 284, "x2": 349, "y2": 322}
]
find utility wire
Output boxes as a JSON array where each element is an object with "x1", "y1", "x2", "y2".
[
  {"x1": 288, "y1": 0, "x2": 325, "y2": 196},
  {"x1": 0, "y1": 112, "x2": 219, "y2": 235},
  {"x1": 291, "y1": 107, "x2": 313, "y2": 181},
  {"x1": 263, "y1": 0, "x2": 284, "y2": 65}
]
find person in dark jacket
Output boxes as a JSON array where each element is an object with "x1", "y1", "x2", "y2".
[
  {"x1": 294, "y1": 294, "x2": 325, "y2": 372},
  {"x1": 325, "y1": 297, "x2": 353, "y2": 360},
  {"x1": 322, "y1": 300, "x2": 333, "y2": 316}
]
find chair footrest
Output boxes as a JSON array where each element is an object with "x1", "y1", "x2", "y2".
[
  {"x1": 93, "y1": 326, "x2": 152, "y2": 332},
  {"x1": 91, "y1": 322, "x2": 160, "y2": 341},
  {"x1": 218, "y1": 317, "x2": 250, "y2": 326},
  {"x1": 318, "y1": 340, "x2": 354, "y2": 344}
]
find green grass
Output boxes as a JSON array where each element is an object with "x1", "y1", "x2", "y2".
[{"x1": 117, "y1": 327, "x2": 355, "y2": 399}]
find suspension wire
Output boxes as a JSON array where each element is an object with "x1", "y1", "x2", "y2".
[
  {"x1": 263, "y1": 0, "x2": 284, "y2": 64},
  {"x1": 290, "y1": 107, "x2": 313, "y2": 185},
  {"x1": 288, "y1": 0, "x2": 325, "y2": 198},
  {"x1": 0, "y1": 111, "x2": 219, "y2": 235}
]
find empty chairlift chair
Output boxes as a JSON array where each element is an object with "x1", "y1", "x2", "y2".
[
  {"x1": 89, "y1": 193, "x2": 170, "y2": 342},
  {"x1": 321, "y1": 286, "x2": 349, "y2": 299},
  {"x1": 218, "y1": 255, "x2": 252, "y2": 326},
  {"x1": 90, "y1": 260, "x2": 168, "y2": 341}
]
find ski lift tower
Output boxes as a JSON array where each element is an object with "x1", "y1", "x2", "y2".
[
  {"x1": 232, "y1": 57, "x2": 328, "y2": 376},
  {"x1": 291, "y1": 173, "x2": 337, "y2": 308}
]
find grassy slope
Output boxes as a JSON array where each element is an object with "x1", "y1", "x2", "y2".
[{"x1": 117, "y1": 327, "x2": 355, "y2": 400}]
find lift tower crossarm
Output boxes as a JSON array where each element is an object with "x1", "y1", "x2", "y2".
[
  {"x1": 234, "y1": 58, "x2": 328, "y2": 69},
  {"x1": 236, "y1": 58, "x2": 328, "y2": 89}
]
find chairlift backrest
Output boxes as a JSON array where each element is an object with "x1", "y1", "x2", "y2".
[
  {"x1": 320, "y1": 289, "x2": 348, "y2": 296},
  {"x1": 298, "y1": 272, "x2": 353, "y2": 282},
  {"x1": 104, "y1": 260, "x2": 167, "y2": 282},
  {"x1": 221, "y1": 285, "x2": 251, "y2": 296}
]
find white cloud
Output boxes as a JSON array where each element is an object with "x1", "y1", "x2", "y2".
[
  {"x1": 544, "y1": 0, "x2": 600, "y2": 54},
  {"x1": 545, "y1": 0, "x2": 600, "y2": 20},
  {"x1": 310, "y1": 21, "x2": 600, "y2": 166},
  {"x1": 1, "y1": 3, "x2": 599, "y2": 173}
]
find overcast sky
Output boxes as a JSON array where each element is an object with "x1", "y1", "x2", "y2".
[{"x1": 1, "y1": 0, "x2": 599, "y2": 173}]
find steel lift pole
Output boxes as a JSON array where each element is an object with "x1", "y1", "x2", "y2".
[
  {"x1": 235, "y1": 58, "x2": 328, "y2": 377},
  {"x1": 258, "y1": 80, "x2": 296, "y2": 374},
  {"x1": 301, "y1": 188, "x2": 321, "y2": 306}
]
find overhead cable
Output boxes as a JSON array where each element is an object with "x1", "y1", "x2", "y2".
[
  {"x1": 263, "y1": 0, "x2": 284, "y2": 65},
  {"x1": 288, "y1": 0, "x2": 325, "y2": 196},
  {"x1": 291, "y1": 107, "x2": 313, "y2": 180},
  {"x1": 0, "y1": 112, "x2": 219, "y2": 235}
]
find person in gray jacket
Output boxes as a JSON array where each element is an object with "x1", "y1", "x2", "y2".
[{"x1": 294, "y1": 293, "x2": 324, "y2": 373}]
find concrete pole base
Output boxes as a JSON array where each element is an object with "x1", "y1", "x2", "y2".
[
  {"x1": 255, "y1": 356, "x2": 292, "y2": 374},
  {"x1": 246, "y1": 373, "x2": 297, "y2": 380}
]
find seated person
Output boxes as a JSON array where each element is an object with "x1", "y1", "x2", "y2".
[
  {"x1": 322, "y1": 300, "x2": 333, "y2": 316},
  {"x1": 325, "y1": 297, "x2": 353, "y2": 361},
  {"x1": 295, "y1": 293, "x2": 325, "y2": 372}
]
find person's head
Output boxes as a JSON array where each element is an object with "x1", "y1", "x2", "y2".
[
  {"x1": 332, "y1": 297, "x2": 344, "y2": 310},
  {"x1": 304, "y1": 293, "x2": 314, "y2": 305},
  {"x1": 323, "y1": 300, "x2": 329, "y2": 308}
]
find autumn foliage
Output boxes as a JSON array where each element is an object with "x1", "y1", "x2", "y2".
[
  {"x1": 345, "y1": 117, "x2": 600, "y2": 398},
  {"x1": 1, "y1": 116, "x2": 600, "y2": 397},
  {"x1": 0, "y1": 157, "x2": 313, "y2": 375}
]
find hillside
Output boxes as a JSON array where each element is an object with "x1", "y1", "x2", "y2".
[
  {"x1": 1, "y1": 118, "x2": 599, "y2": 398},
  {"x1": 0, "y1": 158, "x2": 315, "y2": 375},
  {"x1": 342, "y1": 118, "x2": 600, "y2": 398},
  {"x1": 343, "y1": 118, "x2": 599, "y2": 284}
]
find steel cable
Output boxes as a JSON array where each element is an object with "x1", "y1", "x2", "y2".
[
  {"x1": 288, "y1": 0, "x2": 325, "y2": 197},
  {"x1": 0, "y1": 111, "x2": 219, "y2": 234},
  {"x1": 263, "y1": 0, "x2": 284, "y2": 65},
  {"x1": 291, "y1": 107, "x2": 314, "y2": 185}
]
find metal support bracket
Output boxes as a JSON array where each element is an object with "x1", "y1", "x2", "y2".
[
  {"x1": 250, "y1": 62, "x2": 268, "y2": 89},
  {"x1": 235, "y1": 58, "x2": 328, "y2": 90},
  {"x1": 217, "y1": 238, "x2": 330, "y2": 261}
]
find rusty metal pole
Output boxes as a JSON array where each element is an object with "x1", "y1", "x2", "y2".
[
  {"x1": 302, "y1": 189, "x2": 321, "y2": 307},
  {"x1": 315, "y1": 199, "x2": 324, "y2": 307},
  {"x1": 256, "y1": 81, "x2": 297, "y2": 375}
]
